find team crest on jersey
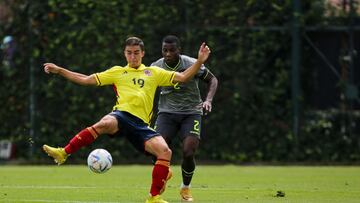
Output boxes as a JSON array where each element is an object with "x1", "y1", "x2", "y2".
[{"x1": 144, "y1": 69, "x2": 152, "y2": 76}]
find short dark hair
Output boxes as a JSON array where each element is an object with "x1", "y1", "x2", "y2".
[
  {"x1": 162, "y1": 35, "x2": 181, "y2": 48},
  {"x1": 125, "y1": 36, "x2": 145, "y2": 51}
]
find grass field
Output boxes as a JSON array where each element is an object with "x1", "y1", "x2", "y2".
[{"x1": 0, "y1": 165, "x2": 359, "y2": 203}]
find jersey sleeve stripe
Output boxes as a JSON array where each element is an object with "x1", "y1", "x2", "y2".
[
  {"x1": 201, "y1": 69, "x2": 209, "y2": 79},
  {"x1": 170, "y1": 72, "x2": 176, "y2": 84},
  {"x1": 95, "y1": 74, "x2": 101, "y2": 86}
]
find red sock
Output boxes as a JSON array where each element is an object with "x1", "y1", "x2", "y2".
[
  {"x1": 64, "y1": 127, "x2": 98, "y2": 154},
  {"x1": 150, "y1": 159, "x2": 170, "y2": 196}
]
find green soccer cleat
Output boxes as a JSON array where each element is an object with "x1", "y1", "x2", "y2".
[
  {"x1": 145, "y1": 195, "x2": 168, "y2": 203},
  {"x1": 42, "y1": 144, "x2": 68, "y2": 165},
  {"x1": 180, "y1": 187, "x2": 194, "y2": 202},
  {"x1": 159, "y1": 168, "x2": 173, "y2": 195}
]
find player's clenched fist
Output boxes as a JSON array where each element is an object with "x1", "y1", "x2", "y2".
[
  {"x1": 43, "y1": 63, "x2": 61, "y2": 74},
  {"x1": 197, "y1": 42, "x2": 211, "y2": 63}
]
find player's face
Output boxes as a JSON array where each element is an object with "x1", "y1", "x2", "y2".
[
  {"x1": 124, "y1": 45, "x2": 144, "y2": 68},
  {"x1": 162, "y1": 42, "x2": 180, "y2": 64}
]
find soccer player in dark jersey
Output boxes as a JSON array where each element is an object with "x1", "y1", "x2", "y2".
[
  {"x1": 42, "y1": 37, "x2": 211, "y2": 203},
  {"x1": 151, "y1": 35, "x2": 218, "y2": 202}
]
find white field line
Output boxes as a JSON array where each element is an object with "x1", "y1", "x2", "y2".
[
  {"x1": 0, "y1": 185, "x2": 240, "y2": 191},
  {"x1": 0, "y1": 185, "x2": 146, "y2": 189},
  {"x1": 0, "y1": 185, "x2": 97, "y2": 189},
  {"x1": 3, "y1": 199, "x2": 128, "y2": 203}
]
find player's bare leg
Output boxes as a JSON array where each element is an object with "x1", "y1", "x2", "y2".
[{"x1": 43, "y1": 115, "x2": 118, "y2": 165}]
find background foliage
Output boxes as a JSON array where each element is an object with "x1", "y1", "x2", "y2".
[{"x1": 0, "y1": 0, "x2": 359, "y2": 163}]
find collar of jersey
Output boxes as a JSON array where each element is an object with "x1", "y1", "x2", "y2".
[
  {"x1": 125, "y1": 64, "x2": 146, "y2": 70},
  {"x1": 165, "y1": 59, "x2": 180, "y2": 71}
]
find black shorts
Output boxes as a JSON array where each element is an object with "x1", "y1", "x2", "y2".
[
  {"x1": 154, "y1": 112, "x2": 202, "y2": 141},
  {"x1": 109, "y1": 110, "x2": 160, "y2": 153}
]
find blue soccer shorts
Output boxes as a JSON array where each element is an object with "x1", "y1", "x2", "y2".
[{"x1": 109, "y1": 110, "x2": 160, "y2": 153}]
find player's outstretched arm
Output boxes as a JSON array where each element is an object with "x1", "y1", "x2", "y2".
[
  {"x1": 43, "y1": 63, "x2": 97, "y2": 86},
  {"x1": 173, "y1": 42, "x2": 211, "y2": 83}
]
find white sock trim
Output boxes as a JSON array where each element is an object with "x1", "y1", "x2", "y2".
[{"x1": 181, "y1": 183, "x2": 191, "y2": 189}]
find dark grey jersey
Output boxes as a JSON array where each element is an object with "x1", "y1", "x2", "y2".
[{"x1": 151, "y1": 55, "x2": 210, "y2": 115}]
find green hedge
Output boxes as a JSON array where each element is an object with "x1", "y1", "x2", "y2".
[{"x1": 0, "y1": 0, "x2": 359, "y2": 163}]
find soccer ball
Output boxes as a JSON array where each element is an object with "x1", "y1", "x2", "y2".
[{"x1": 87, "y1": 149, "x2": 113, "y2": 174}]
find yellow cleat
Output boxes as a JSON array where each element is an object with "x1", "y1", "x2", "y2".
[
  {"x1": 159, "y1": 168, "x2": 173, "y2": 195},
  {"x1": 180, "y1": 187, "x2": 194, "y2": 202},
  {"x1": 145, "y1": 195, "x2": 168, "y2": 203},
  {"x1": 42, "y1": 144, "x2": 68, "y2": 165}
]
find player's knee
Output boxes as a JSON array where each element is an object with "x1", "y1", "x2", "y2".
[
  {"x1": 94, "y1": 116, "x2": 118, "y2": 134},
  {"x1": 161, "y1": 147, "x2": 172, "y2": 159},
  {"x1": 166, "y1": 147, "x2": 172, "y2": 157}
]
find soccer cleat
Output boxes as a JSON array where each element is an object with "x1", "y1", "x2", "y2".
[
  {"x1": 159, "y1": 168, "x2": 173, "y2": 194},
  {"x1": 145, "y1": 195, "x2": 168, "y2": 203},
  {"x1": 180, "y1": 187, "x2": 194, "y2": 202},
  {"x1": 42, "y1": 144, "x2": 68, "y2": 165}
]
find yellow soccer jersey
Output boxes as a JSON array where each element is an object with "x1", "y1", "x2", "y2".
[{"x1": 95, "y1": 64, "x2": 175, "y2": 124}]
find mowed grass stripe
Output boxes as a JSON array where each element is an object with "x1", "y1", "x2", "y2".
[{"x1": 0, "y1": 165, "x2": 359, "y2": 203}]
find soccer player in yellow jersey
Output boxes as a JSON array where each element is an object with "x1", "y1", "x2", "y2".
[{"x1": 42, "y1": 37, "x2": 211, "y2": 203}]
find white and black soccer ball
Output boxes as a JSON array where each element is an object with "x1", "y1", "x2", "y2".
[{"x1": 87, "y1": 149, "x2": 112, "y2": 174}]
